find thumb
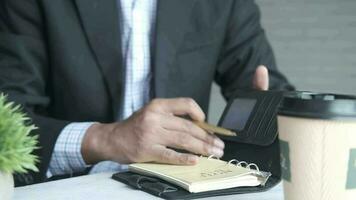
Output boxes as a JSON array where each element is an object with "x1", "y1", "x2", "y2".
[{"x1": 253, "y1": 65, "x2": 269, "y2": 91}]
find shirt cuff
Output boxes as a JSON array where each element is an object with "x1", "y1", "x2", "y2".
[{"x1": 47, "y1": 122, "x2": 95, "y2": 178}]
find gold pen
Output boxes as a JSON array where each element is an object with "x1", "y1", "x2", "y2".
[{"x1": 193, "y1": 121, "x2": 237, "y2": 137}]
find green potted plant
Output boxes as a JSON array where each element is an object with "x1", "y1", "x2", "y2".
[{"x1": 0, "y1": 94, "x2": 38, "y2": 199}]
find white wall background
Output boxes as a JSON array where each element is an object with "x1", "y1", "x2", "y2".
[{"x1": 208, "y1": 0, "x2": 356, "y2": 124}]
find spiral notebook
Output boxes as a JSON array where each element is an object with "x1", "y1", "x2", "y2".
[{"x1": 128, "y1": 156, "x2": 271, "y2": 193}]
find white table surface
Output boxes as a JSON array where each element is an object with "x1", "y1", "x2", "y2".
[{"x1": 14, "y1": 173, "x2": 284, "y2": 200}]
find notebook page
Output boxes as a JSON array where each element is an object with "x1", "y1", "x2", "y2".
[{"x1": 129, "y1": 157, "x2": 263, "y2": 192}]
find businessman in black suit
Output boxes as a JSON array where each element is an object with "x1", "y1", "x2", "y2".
[{"x1": 0, "y1": 0, "x2": 293, "y2": 185}]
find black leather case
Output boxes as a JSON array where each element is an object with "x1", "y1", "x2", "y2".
[{"x1": 112, "y1": 90, "x2": 285, "y2": 199}]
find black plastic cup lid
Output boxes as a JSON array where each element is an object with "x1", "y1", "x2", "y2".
[{"x1": 278, "y1": 91, "x2": 356, "y2": 120}]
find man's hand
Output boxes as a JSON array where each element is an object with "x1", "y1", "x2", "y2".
[
  {"x1": 253, "y1": 65, "x2": 269, "y2": 91},
  {"x1": 82, "y1": 98, "x2": 225, "y2": 166}
]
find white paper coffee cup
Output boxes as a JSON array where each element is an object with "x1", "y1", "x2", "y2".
[{"x1": 278, "y1": 92, "x2": 356, "y2": 200}]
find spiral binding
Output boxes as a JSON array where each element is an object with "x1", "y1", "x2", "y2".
[
  {"x1": 202, "y1": 155, "x2": 271, "y2": 186},
  {"x1": 206, "y1": 155, "x2": 260, "y2": 172}
]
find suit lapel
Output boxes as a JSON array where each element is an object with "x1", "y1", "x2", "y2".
[
  {"x1": 74, "y1": 0, "x2": 197, "y2": 114},
  {"x1": 74, "y1": 0, "x2": 123, "y2": 117},
  {"x1": 153, "y1": 0, "x2": 197, "y2": 98}
]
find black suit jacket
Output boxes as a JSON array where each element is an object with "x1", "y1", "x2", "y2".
[{"x1": 0, "y1": 0, "x2": 293, "y2": 186}]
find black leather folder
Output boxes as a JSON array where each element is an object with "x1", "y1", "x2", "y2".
[{"x1": 112, "y1": 90, "x2": 285, "y2": 199}]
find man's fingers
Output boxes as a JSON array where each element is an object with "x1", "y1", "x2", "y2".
[
  {"x1": 150, "y1": 98, "x2": 205, "y2": 121},
  {"x1": 153, "y1": 146, "x2": 198, "y2": 165},
  {"x1": 138, "y1": 98, "x2": 225, "y2": 166},
  {"x1": 163, "y1": 130, "x2": 224, "y2": 157},
  {"x1": 253, "y1": 65, "x2": 269, "y2": 91},
  {"x1": 160, "y1": 114, "x2": 225, "y2": 149}
]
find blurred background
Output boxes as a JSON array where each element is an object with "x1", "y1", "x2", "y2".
[{"x1": 209, "y1": 0, "x2": 356, "y2": 124}]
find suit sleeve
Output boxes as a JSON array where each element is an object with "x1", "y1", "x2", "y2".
[
  {"x1": 215, "y1": 0, "x2": 294, "y2": 100},
  {"x1": 0, "y1": 0, "x2": 70, "y2": 185}
]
